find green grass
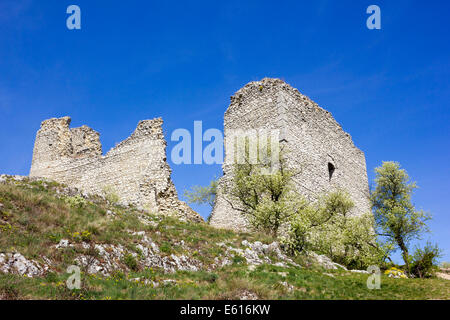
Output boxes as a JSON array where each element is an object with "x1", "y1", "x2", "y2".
[
  {"x1": 0, "y1": 177, "x2": 449, "y2": 300},
  {"x1": 1, "y1": 264, "x2": 449, "y2": 300}
]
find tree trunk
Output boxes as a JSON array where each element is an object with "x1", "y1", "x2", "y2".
[{"x1": 397, "y1": 237, "x2": 410, "y2": 275}]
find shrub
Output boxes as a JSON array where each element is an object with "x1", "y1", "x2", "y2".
[
  {"x1": 65, "y1": 195, "x2": 86, "y2": 208},
  {"x1": 123, "y1": 253, "x2": 139, "y2": 271},
  {"x1": 281, "y1": 191, "x2": 387, "y2": 269},
  {"x1": 384, "y1": 267, "x2": 408, "y2": 279},
  {"x1": 102, "y1": 185, "x2": 119, "y2": 204},
  {"x1": 70, "y1": 230, "x2": 91, "y2": 242},
  {"x1": 184, "y1": 179, "x2": 218, "y2": 208},
  {"x1": 410, "y1": 242, "x2": 442, "y2": 278},
  {"x1": 0, "y1": 283, "x2": 20, "y2": 300},
  {"x1": 229, "y1": 144, "x2": 387, "y2": 269}
]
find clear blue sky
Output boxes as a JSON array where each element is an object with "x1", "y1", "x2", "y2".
[{"x1": 0, "y1": 1, "x2": 448, "y2": 263}]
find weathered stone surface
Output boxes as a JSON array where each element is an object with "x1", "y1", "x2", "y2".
[
  {"x1": 55, "y1": 239, "x2": 71, "y2": 249},
  {"x1": 29, "y1": 116, "x2": 202, "y2": 223},
  {"x1": 306, "y1": 251, "x2": 347, "y2": 270},
  {"x1": 60, "y1": 232, "x2": 203, "y2": 276},
  {"x1": 214, "y1": 240, "x2": 300, "y2": 269},
  {"x1": 210, "y1": 78, "x2": 371, "y2": 232}
]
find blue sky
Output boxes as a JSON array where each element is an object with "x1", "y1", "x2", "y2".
[{"x1": 0, "y1": 0, "x2": 448, "y2": 263}]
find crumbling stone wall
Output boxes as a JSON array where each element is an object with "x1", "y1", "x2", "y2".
[
  {"x1": 210, "y1": 78, "x2": 371, "y2": 231},
  {"x1": 29, "y1": 116, "x2": 202, "y2": 223}
]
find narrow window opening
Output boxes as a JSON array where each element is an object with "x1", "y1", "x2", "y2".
[{"x1": 328, "y1": 162, "x2": 335, "y2": 181}]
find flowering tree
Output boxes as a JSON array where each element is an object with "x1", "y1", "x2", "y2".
[{"x1": 371, "y1": 161, "x2": 431, "y2": 273}]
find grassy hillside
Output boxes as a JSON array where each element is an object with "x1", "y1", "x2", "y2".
[{"x1": 0, "y1": 176, "x2": 448, "y2": 300}]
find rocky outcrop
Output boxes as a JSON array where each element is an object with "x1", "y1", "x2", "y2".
[{"x1": 0, "y1": 253, "x2": 48, "y2": 277}]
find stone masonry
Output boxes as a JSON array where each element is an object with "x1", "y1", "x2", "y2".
[
  {"x1": 209, "y1": 78, "x2": 371, "y2": 231},
  {"x1": 29, "y1": 116, "x2": 203, "y2": 223}
]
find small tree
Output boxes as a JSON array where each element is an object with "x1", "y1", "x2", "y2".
[
  {"x1": 226, "y1": 140, "x2": 386, "y2": 269},
  {"x1": 184, "y1": 179, "x2": 218, "y2": 208},
  {"x1": 371, "y1": 161, "x2": 431, "y2": 273},
  {"x1": 184, "y1": 179, "x2": 218, "y2": 222}
]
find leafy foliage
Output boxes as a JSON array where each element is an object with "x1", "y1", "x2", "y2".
[
  {"x1": 226, "y1": 143, "x2": 299, "y2": 236},
  {"x1": 224, "y1": 136, "x2": 300, "y2": 232},
  {"x1": 282, "y1": 191, "x2": 386, "y2": 269},
  {"x1": 184, "y1": 179, "x2": 218, "y2": 221},
  {"x1": 102, "y1": 185, "x2": 120, "y2": 204},
  {"x1": 64, "y1": 195, "x2": 86, "y2": 208},
  {"x1": 227, "y1": 142, "x2": 385, "y2": 269},
  {"x1": 184, "y1": 179, "x2": 218, "y2": 208},
  {"x1": 122, "y1": 253, "x2": 139, "y2": 271}
]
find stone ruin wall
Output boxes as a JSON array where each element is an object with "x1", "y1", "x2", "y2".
[
  {"x1": 29, "y1": 116, "x2": 202, "y2": 223},
  {"x1": 209, "y1": 78, "x2": 371, "y2": 231}
]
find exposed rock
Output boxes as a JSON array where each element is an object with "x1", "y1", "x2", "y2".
[
  {"x1": 248, "y1": 265, "x2": 257, "y2": 271},
  {"x1": 306, "y1": 252, "x2": 347, "y2": 270},
  {"x1": 129, "y1": 278, "x2": 177, "y2": 287},
  {"x1": 106, "y1": 210, "x2": 116, "y2": 218},
  {"x1": 436, "y1": 272, "x2": 450, "y2": 280},
  {"x1": 136, "y1": 215, "x2": 159, "y2": 227},
  {"x1": 55, "y1": 239, "x2": 71, "y2": 249},
  {"x1": 162, "y1": 279, "x2": 177, "y2": 286},
  {"x1": 239, "y1": 290, "x2": 259, "y2": 300},
  {"x1": 280, "y1": 281, "x2": 294, "y2": 292},
  {"x1": 12, "y1": 175, "x2": 26, "y2": 182},
  {"x1": 73, "y1": 233, "x2": 202, "y2": 276},
  {"x1": 350, "y1": 269, "x2": 369, "y2": 274},
  {"x1": 216, "y1": 240, "x2": 300, "y2": 269}
]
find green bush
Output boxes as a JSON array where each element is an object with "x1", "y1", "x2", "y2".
[
  {"x1": 232, "y1": 255, "x2": 246, "y2": 265},
  {"x1": 64, "y1": 195, "x2": 86, "y2": 208},
  {"x1": 281, "y1": 191, "x2": 386, "y2": 269},
  {"x1": 228, "y1": 145, "x2": 388, "y2": 269},
  {"x1": 410, "y1": 242, "x2": 442, "y2": 278},
  {"x1": 229, "y1": 145, "x2": 297, "y2": 237},
  {"x1": 160, "y1": 241, "x2": 172, "y2": 253},
  {"x1": 122, "y1": 253, "x2": 139, "y2": 271}
]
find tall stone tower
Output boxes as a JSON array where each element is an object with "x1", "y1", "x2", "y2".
[
  {"x1": 209, "y1": 78, "x2": 371, "y2": 231},
  {"x1": 30, "y1": 116, "x2": 202, "y2": 223}
]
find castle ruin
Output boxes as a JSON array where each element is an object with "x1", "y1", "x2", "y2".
[
  {"x1": 209, "y1": 78, "x2": 371, "y2": 231},
  {"x1": 29, "y1": 116, "x2": 203, "y2": 223}
]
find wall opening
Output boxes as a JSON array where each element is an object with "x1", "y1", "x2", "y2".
[{"x1": 328, "y1": 162, "x2": 335, "y2": 181}]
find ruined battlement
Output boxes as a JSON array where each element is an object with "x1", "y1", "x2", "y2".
[
  {"x1": 210, "y1": 78, "x2": 371, "y2": 231},
  {"x1": 29, "y1": 116, "x2": 202, "y2": 223}
]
